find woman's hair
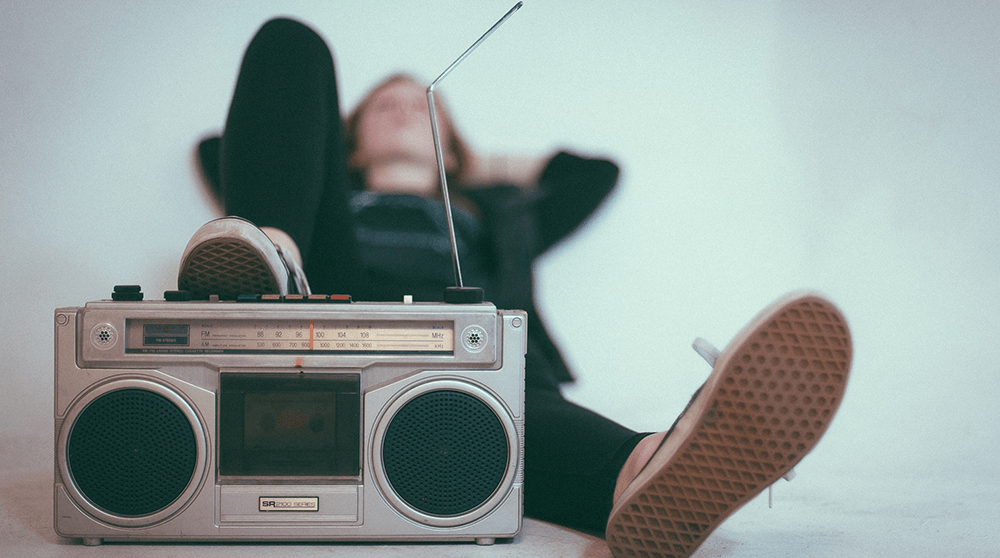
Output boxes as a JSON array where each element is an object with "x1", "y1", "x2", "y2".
[{"x1": 343, "y1": 73, "x2": 472, "y2": 190}]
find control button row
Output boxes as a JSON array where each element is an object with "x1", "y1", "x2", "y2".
[
  {"x1": 238, "y1": 293, "x2": 353, "y2": 303},
  {"x1": 114, "y1": 286, "x2": 353, "y2": 303}
]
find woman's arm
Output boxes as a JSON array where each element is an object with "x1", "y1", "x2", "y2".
[
  {"x1": 533, "y1": 151, "x2": 620, "y2": 254},
  {"x1": 461, "y1": 152, "x2": 550, "y2": 189},
  {"x1": 461, "y1": 150, "x2": 620, "y2": 257}
]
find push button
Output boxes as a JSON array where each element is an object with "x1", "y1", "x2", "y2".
[{"x1": 112, "y1": 285, "x2": 143, "y2": 301}]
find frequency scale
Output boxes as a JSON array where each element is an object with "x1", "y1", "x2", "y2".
[{"x1": 126, "y1": 316, "x2": 455, "y2": 354}]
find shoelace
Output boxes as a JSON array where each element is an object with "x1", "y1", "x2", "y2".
[{"x1": 692, "y1": 338, "x2": 795, "y2": 509}]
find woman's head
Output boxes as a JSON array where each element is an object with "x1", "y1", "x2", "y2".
[{"x1": 345, "y1": 73, "x2": 470, "y2": 190}]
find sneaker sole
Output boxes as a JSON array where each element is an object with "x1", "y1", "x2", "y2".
[
  {"x1": 605, "y1": 292, "x2": 853, "y2": 558},
  {"x1": 177, "y1": 218, "x2": 286, "y2": 300}
]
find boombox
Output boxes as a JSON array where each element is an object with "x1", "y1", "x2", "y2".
[
  {"x1": 53, "y1": 293, "x2": 526, "y2": 546},
  {"x1": 55, "y1": 2, "x2": 530, "y2": 547}
]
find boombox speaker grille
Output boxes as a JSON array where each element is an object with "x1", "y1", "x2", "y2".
[
  {"x1": 382, "y1": 390, "x2": 508, "y2": 517},
  {"x1": 66, "y1": 388, "x2": 197, "y2": 517}
]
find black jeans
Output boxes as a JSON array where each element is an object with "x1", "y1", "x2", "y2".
[{"x1": 218, "y1": 17, "x2": 645, "y2": 535}]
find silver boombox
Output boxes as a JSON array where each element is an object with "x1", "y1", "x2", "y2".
[
  {"x1": 54, "y1": 3, "x2": 528, "y2": 547},
  {"x1": 53, "y1": 295, "x2": 526, "y2": 546}
]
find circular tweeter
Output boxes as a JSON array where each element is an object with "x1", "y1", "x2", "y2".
[
  {"x1": 90, "y1": 323, "x2": 118, "y2": 350},
  {"x1": 375, "y1": 381, "x2": 517, "y2": 526},
  {"x1": 59, "y1": 380, "x2": 207, "y2": 527},
  {"x1": 461, "y1": 325, "x2": 488, "y2": 352}
]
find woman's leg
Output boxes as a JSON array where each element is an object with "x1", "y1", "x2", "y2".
[
  {"x1": 220, "y1": 17, "x2": 364, "y2": 296},
  {"x1": 523, "y1": 385, "x2": 649, "y2": 534}
]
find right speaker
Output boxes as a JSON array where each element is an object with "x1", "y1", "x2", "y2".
[{"x1": 373, "y1": 380, "x2": 519, "y2": 527}]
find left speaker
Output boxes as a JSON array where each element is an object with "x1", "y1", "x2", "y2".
[{"x1": 57, "y1": 379, "x2": 209, "y2": 527}]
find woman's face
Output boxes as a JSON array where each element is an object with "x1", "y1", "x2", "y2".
[{"x1": 352, "y1": 79, "x2": 452, "y2": 168}]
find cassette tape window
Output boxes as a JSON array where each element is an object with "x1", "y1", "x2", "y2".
[{"x1": 218, "y1": 373, "x2": 361, "y2": 478}]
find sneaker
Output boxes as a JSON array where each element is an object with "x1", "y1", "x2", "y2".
[
  {"x1": 177, "y1": 217, "x2": 310, "y2": 300},
  {"x1": 605, "y1": 291, "x2": 853, "y2": 558}
]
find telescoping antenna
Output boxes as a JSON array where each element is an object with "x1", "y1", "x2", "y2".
[{"x1": 428, "y1": 1, "x2": 523, "y2": 304}]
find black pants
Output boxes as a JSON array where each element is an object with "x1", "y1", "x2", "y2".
[{"x1": 218, "y1": 17, "x2": 645, "y2": 535}]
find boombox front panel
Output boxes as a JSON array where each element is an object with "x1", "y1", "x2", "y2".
[{"x1": 54, "y1": 300, "x2": 525, "y2": 545}]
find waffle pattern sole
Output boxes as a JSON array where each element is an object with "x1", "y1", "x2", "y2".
[
  {"x1": 178, "y1": 239, "x2": 281, "y2": 300},
  {"x1": 606, "y1": 293, "x2": 852, "y2": 558}
]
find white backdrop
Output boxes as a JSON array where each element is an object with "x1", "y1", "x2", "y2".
[{"x1": 2, "y1": 1, "x2": 998, "y2": 555}]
